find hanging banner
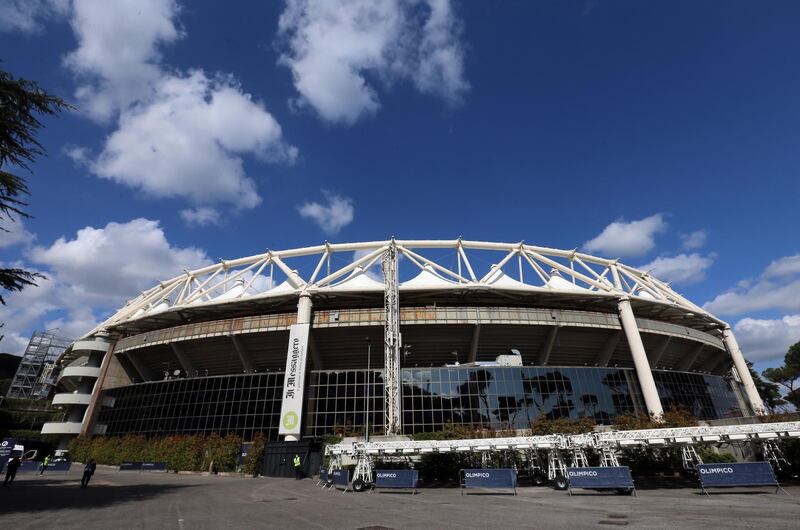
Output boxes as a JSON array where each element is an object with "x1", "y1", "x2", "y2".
[{"x1": 278, "y1": 323, "x2": 310, "y2": 437}]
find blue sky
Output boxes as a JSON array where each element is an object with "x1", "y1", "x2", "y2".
[{"x1": 1, "y1": 0, "x2": 799, "y2": 373}]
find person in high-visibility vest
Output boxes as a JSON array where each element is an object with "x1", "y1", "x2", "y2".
[
  {"x1": 293, "y1": 454, "x2": 302, "y2": 480},
  {"x1": 39, "y1": 455, "x2": 51, "y2": 476}
]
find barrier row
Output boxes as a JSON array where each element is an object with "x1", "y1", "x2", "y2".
[
  {"x1": 119, "y1": 461, "x2": 168, "y2": 472},
  {"x1": 318, "y1": 462, "x2": 787, "y2": 497}
]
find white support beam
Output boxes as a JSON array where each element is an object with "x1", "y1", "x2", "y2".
[
  {"x1": 595, "y1": 331, "x2": 622, "y2": 367},
  {"x1": 618, "y1": 298, "x2": 664, "y2": 419},
  {"x1": 170, "y1": 343, "x2": 196, "y2": 376},
  {"x1": 537, "y1": 325, "x2": 560, "y2": 366},
  {"x1": 722, "y1": 326, "x2": 764, "y2": 415},
  {"x1": 230, "y1": 335, "x2": 255, "y2": 373}
]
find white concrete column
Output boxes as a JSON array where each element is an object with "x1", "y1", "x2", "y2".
[
  {"x1": 618, "y1": 297, "x2": 664, "y2": 419},
  {"x1": 722, "y1": 326, "x2": 764, "y2": 415},
  {"x1": 281, "y1": 293, "x2": 313, "y2": 441}
]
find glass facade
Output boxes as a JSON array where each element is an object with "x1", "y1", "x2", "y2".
[{"x1": 99, "y1": 367, "x2": 744, "y2": 441}]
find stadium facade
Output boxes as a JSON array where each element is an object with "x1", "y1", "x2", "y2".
[{"x1": 40, "y1": 240, "x2": 765, "y2": 449}]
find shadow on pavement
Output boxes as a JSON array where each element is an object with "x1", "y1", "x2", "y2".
[{"x1": 0, "y1": 477, "x2": 197, "y2": 515}]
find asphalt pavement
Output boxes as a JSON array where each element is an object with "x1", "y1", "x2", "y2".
[{"x1": 0, "y1": 468, "x2": 798, "y2": 529}]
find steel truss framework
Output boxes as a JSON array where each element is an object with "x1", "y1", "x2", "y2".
[
  {"x1": 326, "y1": 421, "x2": 800, "y2": 487},
  {"x1": 85, "y1": 239, "x2": 726, "y2": 337}
]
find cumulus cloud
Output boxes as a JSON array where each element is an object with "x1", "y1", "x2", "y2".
[
  {"x1": 0, "y1": 218, "x2": 210, "y2": 353},
  {"x1": 704, "y1": 253, "x2": 800, "y2": 316},
  {"x1": 733, "y1": 315, "x2": 800, "y2": 363},
  {"x1": 0, "y1": 0, "x2": 68, "y2": 34},
  {"x1": 639, "y1": 253, "x2": 714, "y2": 285},
  {"x1": 90, "y1": 71, "x2": 296, "y2": 209},
  {"x1": 62, "y1": 0, "x2": 296, "y2": 212},
  {"x1": 0, "y1": 219, "x2": 36, "y2": 248},
  {"x1": 277, "y1": 0, "x2": 469, "y2": 124},
  {"x1": 680, "y1": 230, "x2": 707, "y2": 251},
  {"x1": 180, "y1": 207, "x2": 222, "y2": 227},
  {"x1": 583, "y1": 214, "x2": 667, "y2": 258},
  {"x1": 297, "y1": 191, "x2": 354, "y2": 234},
  {"x1": 65, "y1": 0, "x2": 183, "y2": 122},
  {"x1": 763, "y1": 254, "x2": 800, "y2": 278}
]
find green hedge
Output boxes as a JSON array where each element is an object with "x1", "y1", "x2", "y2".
[{"x1": 69, "y1": 433, "x2": 245, "y2": 472}]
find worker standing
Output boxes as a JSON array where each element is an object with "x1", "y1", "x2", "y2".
[{"x1": 293, "y1": 454, "x2": 302, "y2": 480}]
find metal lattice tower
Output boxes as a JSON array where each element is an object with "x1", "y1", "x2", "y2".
[
  {"x1": 6, "y1": 330, "x2": 73, "y2": 400},
  {"x1": 382, "y1": 243, "x2": 401, "y2": 435}
]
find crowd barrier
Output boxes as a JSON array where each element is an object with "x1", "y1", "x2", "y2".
[
  {"x1": 460, "y1": 469, "x2": 517, "y2": 495},
  {"x1": 566, "y1": 466, "x2": 636, "y2": 496},
  {"x1": 331, "y1": 468, "x2": 350, "y2": 493},
  {"x1": 119, "y1": 461, "x2": 168, "y2": 472},
  {"x1": 371, "y1": 469, "x2": 418, "y2": 494},
  {"x1": 19, "y1": 461, "x2": 71, "y2": 473},
  {"x1": 696, "y1": 462, "x2": 788, "y2": 495},
  {"x1": 317, "y1": 468, "x2": 330, "y2": 487}
]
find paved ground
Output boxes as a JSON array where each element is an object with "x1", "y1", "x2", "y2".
[{"x1": 0, "y1": 469, "x2": 798, "y2": 529}]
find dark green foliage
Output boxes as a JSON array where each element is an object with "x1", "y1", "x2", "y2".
[
  {"x1": 763, "y1": 341, "x2": 800, "y2": 409},
  {"x1": 243, "y1": 432, "x2": 266, "y2": 476},
  {"x1": 0, "y1": 68, "x2": 70, "y2": 307},
  {"x1": 68, "y1": 433, "x2": 246, "y2": 472}
]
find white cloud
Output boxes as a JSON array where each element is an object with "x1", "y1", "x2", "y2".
[
  {"x1": 0, "y1": 218, "x2": 211, "y2": 353},
  {"x1": 0, "y1": 219, "x2": 36, "y2": 248},
  {"x1": 180, "y1": 207, "x2": 221, "y2": 227},
  {"x1": 704, "y1": 279, "x2": 800, "y2": 316},
  {"x1": 297, "y1": 191, "x2": 354, "y2": 234},
  {"x1": 583, "y1": 214, "x2": 667, "y2": 258},
  {"x1": 65, "y1": 0, "x2": 183, "y2": 122},
  {"x1": 277, "y1": 0, "x2": 468, "y2": 125},
  {"x1": 0, "y1": 0, "x2": 68, "y2": 34},
  {"x1": 90, "y1": 71, "x2": 296, "y2": 210},
  {"x1": 62, "y1": 0, "x2": 297, "y2": 211},
  {"x1": 639, "y1": 253, "x2": 714, "y2": 285},
  {"x1": 733, "y1": 315, "x2": 800, "y2": 363},
  {"x1": 763, "y1": 254, "x2": 800, "y2": 278},
  {"x1": 680, "y1": 230, "x2": 707, "y2": 250},
  {"x1": 704, "y1": 253, "x2": 800, "y2": 316}
]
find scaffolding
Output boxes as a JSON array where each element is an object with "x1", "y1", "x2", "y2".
[{"x1": 6, "y1": 330, "x2": 73, "y2": 400}]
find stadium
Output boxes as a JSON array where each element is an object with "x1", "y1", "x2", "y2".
[{"x1": 40, "y1": 239, "x2": 765, "y2": 451}]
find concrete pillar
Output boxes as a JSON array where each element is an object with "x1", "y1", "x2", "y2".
[
  {"x1": 595, "y1": 331, "x2": 622, "y2": 367},
  {"x1": 230, "y1": 335, "x2": 254, "y2": 373},
  {"x1": 722, "y1": 326, "x2": 764, "y2": 415},
  {"x1": 281, "y1": 293, "x2": 313, "y2": 441},
  {"x1": 537, "y1": 325, "x2": 560, "y2": 365},
  {"x1": 126, "y1": 352, "x2": 155, "y2": 381},
  {"x1": 170, "y1": 343, "x2": 196, "y2": 377},
  {"x1": 618, "y1": 297, "x2": 664, "y2": 419},
  {"x1": 467, "y1": 324, "x2": 481, "y2": 363},
  {"x1": 677, "y1": 343, "x2": 704, "y2": 372},
  {"x1": 647, "y1": 336, "x2": 671, "y2": 368}
]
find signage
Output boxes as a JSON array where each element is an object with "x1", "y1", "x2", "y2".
[
  {"x1": 461, "y1": 468, "x2": 517, "y2": 493},
  {"x1": 0, "y1": 438, "x2": 16, "y2": 471},
  {"x1": 278, "y1": 323, "x2": 310, "y2": 437},
  {"x1": 120, "y1": 461, "x2": 143, "y2": 471},
  {"x1": 696, "y1": 462, "x2": 778, "y2": 489},
  {"x1": 319, "y1": 467, "x2": 328, "y2": 483},
  {"x1": 332, "y1": 468, "x2": 350, "y2": 489},
  {"x1": 19, "y1": 461, "x2": 71, "y2": 473},
  {"x1": 374, "y1": 469, "x2": 418, "y2": 490},
  {"x1": 239, "y1": 443, "x2": 252, "y2": 466},
  {"x1": 566, "y1": 466, "x2": 635, "y2": 492},
  {"x1": 141, "y1": 462, "x2": 167, "y2": 472}
]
